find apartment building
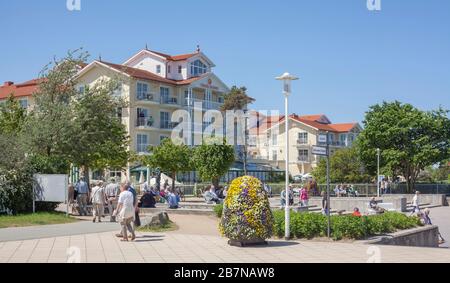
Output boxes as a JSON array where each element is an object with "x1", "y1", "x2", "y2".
[
  {"x1": 0, "y1": 47, "x2": 231, "y2": 181},
  {"x1": 248, "y1": 114, "x2": 362, "y2": 176}
]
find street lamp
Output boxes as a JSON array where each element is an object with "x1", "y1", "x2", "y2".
[
  {"x1": 276, "y1": 72, "x2": 299, "y2": 240},
  {"x1": 377, "y1": 148, "x2": 380, "y2": 197}
]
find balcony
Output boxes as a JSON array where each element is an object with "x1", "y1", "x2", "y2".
[
  {"x1": 183, "y1": 98, "x2": 223, "y2": 110},
  {"x1": 160, "y1": 97, "x2": 179, "y2": 106},
  {"x1": 297, "y1": 139, "x2": 308, "y2": 145},
  {"x1": 298, "y1": 156, "x2": 310, "y2": 163},
  {"x1": 136, "y1": 93, "x2": 158, "y2": 103},
  {"x1": 136, "y1": 144, "x2": 150, "y2": 154},
  {"x1": 160, "y1": 122, "x2": 180, "y2": 130},
  {"x1": 136, "y1": 117, "x2": 155, "y2": 128}
]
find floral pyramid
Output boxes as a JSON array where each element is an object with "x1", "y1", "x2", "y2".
[{"x1": 219, "y1": 176, "x2": 274, "y2": 242}]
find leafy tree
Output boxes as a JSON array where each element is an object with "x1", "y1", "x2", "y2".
[
  {"x1": 192, "y1": 138, "x2": 235, "y2": 187},
  {"x1": 0, "y1": 94, "x2": 26, "y2": 135},
  {"x1": 22, "y1": 49, "x2": 88, "y2": 172},
  {"x1": 220, "y1": 86, "x2": 255, "y2": 112},
  {"x1": 311, "y1": 145, "x2": 371, "y2": 184},
  {"x1": 358, "y1": 101, "x2": 450, "y2": 192},
  {"x1": 63, "y1": 80, "x2": 130, "y2": 179},
  {"x1": 142, "y1": 139, "x2": 192, "y2": 189}
]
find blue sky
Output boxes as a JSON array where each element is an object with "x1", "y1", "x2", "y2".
[{"x1": 1, "y1": 0, "x2": 449, "y2": 124}]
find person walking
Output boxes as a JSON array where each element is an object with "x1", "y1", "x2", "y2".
[
  {"x1": 409, "y1": 191, "x2": 421, "y2": 216},
  {"x1": 114, "y1": 182, "x2": 136, "y2": 242},
  {"x1": 91, "y1": 181, "x2": 106, "y2": 223},
  {"x1": 75, "y1": 176, "x2": 89, "y2": 216},
  {"x1": 127, "y1": 182, "x2": 141, "y2": 227},
  {"x1": 321, "y1": 191, "x2": 329, "y2": 215},
  {"x1": 105, "y1": 178, "x2": 120, "y2": 222}
]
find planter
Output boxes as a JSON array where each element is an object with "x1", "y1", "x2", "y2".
[{"x1": 228, "y1": 239, "x2": 268, "y2": 247}]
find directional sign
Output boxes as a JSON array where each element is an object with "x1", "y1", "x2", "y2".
[
  {"x1": 318, "y1": 134, "x2": 327, "y2": 143},
  {"x1": 312, "y1": 146, "x2": 328, "y2": 156}
]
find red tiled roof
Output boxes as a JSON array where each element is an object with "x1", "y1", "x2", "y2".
[
  {"x1": 251, "y1": 113, "x2": 358, "y2": 134},
  {"x1": 0, "y1": 79, "x2": 42, "y2": 100},
  {"x1": 150, "y1": 50, "x2": 197, "y2": 61},
  {"x1": 99, "y1": 61, "x2": 205, "y2": 85}
]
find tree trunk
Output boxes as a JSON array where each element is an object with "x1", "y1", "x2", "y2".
[
  {"x1": 171, "y1": 172, "x2": 176, "y2": 191},
  {"x1": 212, "y1": 177, "x2": 220, "y2": 189}
]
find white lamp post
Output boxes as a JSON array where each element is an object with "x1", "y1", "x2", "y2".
[
  {"x1": 276, "y1": 72, "x2": 299, "y2": 240},
  {"x1": 377, "y1": 148, "x2": 380, "y2": 197}
]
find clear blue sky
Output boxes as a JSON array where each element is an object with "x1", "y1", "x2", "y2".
[{"x1": 1, "y1": 0, "x2": 449, "y2": 124}]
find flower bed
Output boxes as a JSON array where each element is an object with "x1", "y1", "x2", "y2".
[
  {"x1": 273, "y1": 210, "x2": 421, "y2": 240},
  {"x1": 219, "y1": 176, "x2": 274, "y2": 242}
]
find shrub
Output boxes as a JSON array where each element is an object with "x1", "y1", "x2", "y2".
[
  {"x1": 219, "y1": 176, "x2": 274, "y2": 241},
  {"x1": 273, "y1": 210, "x2": 420, "y2": 240},
  {"x1": 213, "y1": 204, "x2": 223, "y2": 218}
]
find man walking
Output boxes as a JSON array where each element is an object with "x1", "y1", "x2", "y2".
[
  {"x1": 105, "y1": 178, "x2": 120, "y2": 222},
  {"x1": 75, "y1": 176, "x2": 89, "y2": 216},
  {"x1": 114, "y1": 182, "x2": 136, "y2": 242},
  {"x1": 91, "y1": 181, "x2": 106, "y2": 223}
]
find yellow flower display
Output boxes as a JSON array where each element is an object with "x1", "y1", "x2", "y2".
[{"x1": 220, "y1": 176, "x2": 274, "y2": 241}]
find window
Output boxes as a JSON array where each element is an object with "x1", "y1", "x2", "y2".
[
  {"x1": 178, "y1": 65, "x2": 182, "y2": 74},
  {"x1": 298, "y1": 150, "x2": 309, "y2": 162},
  {"x1": 190, "y1": 59, "x2": 207, "y2": 76},
  {"x1": 340, "y1": 134, "x2": 347, "y2": 146},
  {"x1": 168, "y1": 65, "x2": 171, "y2": 73},
  {"x1": 328, "y1": 133, "x2": 334, "y2": 143},
  {"x1": 272, "y1": 150, "x2": 278, "y2": 161},
  {"x1": 137, "y1": 82, "x2": 149, "y2": 100},
  {"x1": 272, "y1": 133, "x2": 278, "y2": 146},
  {"x1": 116, "y1": 107, "x2": 123, "y2": 119},
  {"x1": 112, "y1": 83, "x2": 122, "y2": 96},
  {"x1": 137, "y1": 134, "x2": 149, "y2": 153},
  {"x1": 19, "y1": 99, "x2": 28, "y2": 109},
  {"x1": 160, "y1": 111, "x2": 170, "y2": 129},
  {"x1": 156, "y1": 65, "x2": 161, "y2": 74},
  {"x1": 78, "y1": 86, "x2": 85, "y2": 94},
  {"x1": 160, "y1": 87, "x2": 170, "y2": 103},
  {"x1": 298, "y1": 132, "x2": 308, "y2": 144}
]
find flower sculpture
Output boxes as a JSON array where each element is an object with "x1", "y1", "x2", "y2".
[{"x1": 220, "y1": 176, "x2": 274, "y2": 246}]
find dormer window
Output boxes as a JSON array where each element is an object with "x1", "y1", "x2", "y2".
[
  {"x1": 190, "y1": 59, "x2": 207, "y2": 77},
  {"x1": 156, "y1": 65, "x2": 161, "y2": 74}
]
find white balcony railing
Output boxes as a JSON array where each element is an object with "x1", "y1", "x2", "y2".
[{"x1": 183, "y1": 98, "x2": 223, "y2": 110}]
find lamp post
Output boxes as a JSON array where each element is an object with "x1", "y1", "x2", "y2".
[
  {"x1": 276, "y1": 72, "x2": 299, "y2": 240},
  {"x1": 377, "y1": 148, "x2": 380, "y2": 197}
]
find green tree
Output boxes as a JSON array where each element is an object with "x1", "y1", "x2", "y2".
[
  {"x1": 0, "y1": 94, "x2": 27, "y2": 135},
  {"x1": 142, "y1": 139, "x2": 192, "y2": 189},
  {"x1": 220, "y1": 86, "x2": 255, "y2": 112},
  {"x1": 23, "y1": 49, "x2": 88, "y2": 173},
  {"x1": 358, "y1": 101, "x2": 450, "y2": 192},
  {"x1": 311, "y1": 145, "x2": 371, "y2": 184},
  {"x1": 192, "y1": 138, "x2": 235, "y2": 187},
  {"x1": 220, "y1": 86, "x2": 254, "y2": 175}
]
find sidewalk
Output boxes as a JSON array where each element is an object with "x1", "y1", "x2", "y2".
[{"x1": 1, "y1": 231, "x2": 450, "y2": 263}]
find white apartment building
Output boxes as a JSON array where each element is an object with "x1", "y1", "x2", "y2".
[{"x1": 248, "y1": 114, "x2": 362, "y2": 176}]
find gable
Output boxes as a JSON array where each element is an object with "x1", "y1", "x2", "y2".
[{"x1": 189, "y1": 73, "x2": 230, "y2": 93}]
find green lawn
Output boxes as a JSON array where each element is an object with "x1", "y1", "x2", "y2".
[{"x1": 0, "y1": 212, "x2": 78, "y2": 229}]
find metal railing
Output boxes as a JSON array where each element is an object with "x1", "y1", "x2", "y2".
[{"x1": 136, "y1": 93, "x2": 158, "y2": 103}]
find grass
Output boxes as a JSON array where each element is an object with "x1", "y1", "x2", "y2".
[
  {"x1": 0, "y1": 212, "x2": 78, "y2": 229},
  {"x1": 136, "y1": 221, "x2": 179, "y2": 233}
]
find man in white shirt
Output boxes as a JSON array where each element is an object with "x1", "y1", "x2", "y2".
[
  {"x1": 90, "y1": 181, "x2": 106, "y2": 223},
  {"x1": 114, "y1": 182, "x2": 136, "y2": 241}
]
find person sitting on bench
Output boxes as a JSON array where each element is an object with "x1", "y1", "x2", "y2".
[{"x1": 369, "y1": 197, "x2": 385, "y2": 214}]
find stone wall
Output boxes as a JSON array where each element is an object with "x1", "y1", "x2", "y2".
[
  {"x1": 308, "y1": 196, "x2": 407, "y2": 214},
  {"x1": 362, "y1": 225, "x2": 440, "y2": 248}
]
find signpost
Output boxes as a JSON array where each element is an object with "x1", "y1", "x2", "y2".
[
  {"x1": 317, "y1": 133, "x2": 331, "y2": 238},
  {"x1": 312, "y1": 146, "x2": 327, "y2": 156}
]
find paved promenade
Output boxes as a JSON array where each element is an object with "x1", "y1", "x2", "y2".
[{"x1": 1, "y1": 231, "x2": 450, "y2": 263}]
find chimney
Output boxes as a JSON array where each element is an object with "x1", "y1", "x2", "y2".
[{"x1": 3, "y1": 81, "x2": 14, "y2": 86}]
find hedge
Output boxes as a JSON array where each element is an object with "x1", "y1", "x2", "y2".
[{"x1": 273, "y1": 210, "x2": 421, "y2": 240}]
